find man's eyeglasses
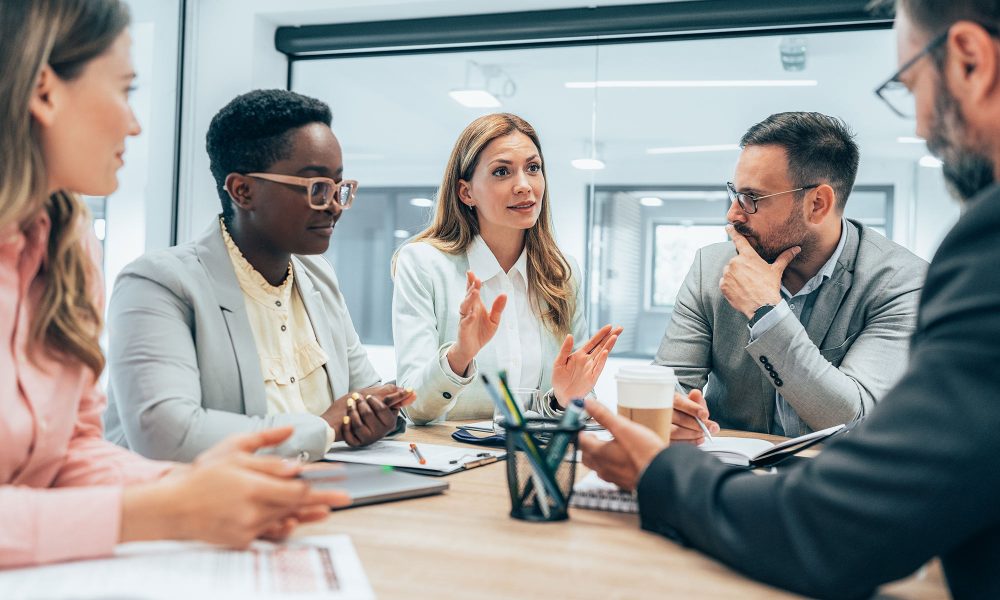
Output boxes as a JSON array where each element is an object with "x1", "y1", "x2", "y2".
[
  {"x1": 874, "y1": 31, "x2": 948, "y2": 119},
  {"x1": 875, "y1": 24, "x2": 1000, "y2": 118},
  {"x1": 726, "y1": 181, "x2": 819, "y2": 215},
  {"x1": 247, "y1": 172, "x2": 358, "y2": 210}
]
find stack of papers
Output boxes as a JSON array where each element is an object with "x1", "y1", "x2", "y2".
[
  {"x1": 0, "y1": 535, "x2": 374, "y2": 600},
  {"x1": 325, "y1": 440, "x2": 505, "y2": 475}
]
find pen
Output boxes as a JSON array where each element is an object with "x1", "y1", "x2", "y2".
[
  {"x1": 585, "y1": 329, "x2": 612, "y2": 355},
  {"x1": 674, "y1": 380, "x2": 713, "y2": 442},
  {"x1": 481, "y1": 374, "x2": 566, "y2": 510},
  {"x1": 694, "y1": 415, "x2": 714, "y2": 443},
  {"x1": 409, "y1": 443, "x2": 427, "y2": 465},
  {"x1": 545, "y1": 398, "x2": 588, "y2": 470}
]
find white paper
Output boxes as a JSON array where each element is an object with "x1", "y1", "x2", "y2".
[
  {"x1": 325, "y1": 440, "x2": 505, "y2": 474},
  {"x1": 0, "y1": 535, "x2": 374, "y2": 600},
  {"x1": 697, "y1": 437, "x2": 775, "y2": 465}
]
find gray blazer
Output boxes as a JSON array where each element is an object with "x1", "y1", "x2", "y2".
[
  {"x1": 103, "y1": 222, "x2": 382, "y2": 462},
  {"x1": 655, "y1": 219, "x2": 927, "y2": 433}
]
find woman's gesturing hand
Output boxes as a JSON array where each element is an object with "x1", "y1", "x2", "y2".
[
  {"x1": 446, "y1": 270, "x2": 507, "y2": 376},
  {"x1": 550, "y1": 324, "x2": 623, "y2": 407}
]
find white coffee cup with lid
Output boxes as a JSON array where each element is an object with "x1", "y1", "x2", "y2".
[{"x1": 615, "y1": 365, "x2": 677, "y2": 443}]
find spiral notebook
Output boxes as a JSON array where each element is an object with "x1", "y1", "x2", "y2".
[{"x1": 570, "y1": 471, "x2": 638, "y2": 514}]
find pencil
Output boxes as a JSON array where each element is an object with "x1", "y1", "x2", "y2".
[{"x1": 409, "y1": 443, "x2": 427, "y2": 465}]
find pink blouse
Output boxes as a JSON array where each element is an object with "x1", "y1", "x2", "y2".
[{"x1": 0, "y1": 211, "x2": 171, "y2": 568}]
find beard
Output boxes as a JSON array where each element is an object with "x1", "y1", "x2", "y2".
[
  {"x1": 733, "y1": 205, "x2": 814, "y2": 264},
  {"x1": 925, "y1": 77, "x2": 995, "y2": 203}
]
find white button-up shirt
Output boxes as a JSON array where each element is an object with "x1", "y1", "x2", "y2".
[{"x1": 445, "y1": 235, "x2": 543, "y2": 391}]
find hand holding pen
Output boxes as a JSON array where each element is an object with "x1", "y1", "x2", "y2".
[{"x1": 670, "y1": 386, "x2": 719, "y2": 444}]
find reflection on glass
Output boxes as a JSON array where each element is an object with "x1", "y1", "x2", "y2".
[
  {"x1": 322, "y1": 187, "x2": 435, "y2": 346},
  {"x1": 292, "y1": 26, "x2": 931, "y2": 356},
  {"x1": 652, "y1": 224, "x2": 728, "y2": 307}
]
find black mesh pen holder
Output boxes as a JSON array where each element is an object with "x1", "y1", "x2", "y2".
[{"x1": 502, "y1": 417, "x2": 582, "y2": 522}]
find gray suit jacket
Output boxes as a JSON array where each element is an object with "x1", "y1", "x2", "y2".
[
  {"x1": 104, "y1": 222, "x2": 382, "y2": 462},
  {"x1": 637, "y1": 183, "x2": 1000, "y2": 600},
  {"x1": 655, "y1": 219, "x2": 927, "y2": 433}
]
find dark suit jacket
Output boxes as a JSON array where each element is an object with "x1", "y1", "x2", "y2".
[{"x1": 638, "y1": 187, "x2": 1000, "y2": 599}]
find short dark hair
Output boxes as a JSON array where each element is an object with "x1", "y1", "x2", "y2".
[
  {"x1": 206, "y1": 89, "x2": 332, "y2": 223},
  {"x1": 871, "y1": 1, "x2": 1000, "y2": 35},
  {"x1": 739, "y1": 112, "x2": 860, "y2": 211}
]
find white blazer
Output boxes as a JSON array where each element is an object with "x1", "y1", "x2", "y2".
[{"x1": 392, "y1": 239, "x2": 590, "y2": 424}]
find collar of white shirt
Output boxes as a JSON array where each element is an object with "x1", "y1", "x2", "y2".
[{"x1": 466, "y1": 234, "x2": 528, "y2": 283}]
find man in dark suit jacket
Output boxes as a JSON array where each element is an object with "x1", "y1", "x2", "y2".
[{"x1": 579, "y1": 2, "x2": 1000, "y2": 598}]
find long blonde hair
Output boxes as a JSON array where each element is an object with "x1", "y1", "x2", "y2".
[
  {"x1": 0, "y1": 0, "x2": 130, "y2": 376},
  {"x1": 403, "y1": 113, "x2": 575, "y2": 336}
]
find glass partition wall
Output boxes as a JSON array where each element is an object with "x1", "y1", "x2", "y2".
[{"x1": 289, "y1": 7, "x2": 941, "y2": 357}]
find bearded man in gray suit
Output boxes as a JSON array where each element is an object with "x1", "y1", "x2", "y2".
[{"x1": 657, "y1": 112, "x2": 927, "y2": 439}]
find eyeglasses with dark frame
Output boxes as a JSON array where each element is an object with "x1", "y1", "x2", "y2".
[
  {"x1": 873, "y1": 31, "x2": 948, "y2": 119},
  {"x1": 246, "y1": 172, "x2": 359, "y2": 210},
  {"x1": 875, "y1": 23, "x2": 1000, "y2": 119},
  {"x1": 726, "y1": 182, "x2": 820, "y2": 215}
]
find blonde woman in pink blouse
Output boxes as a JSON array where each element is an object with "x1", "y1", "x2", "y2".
[{"x1": 0, "y1": 0, "x2": 348, "y2": 568}]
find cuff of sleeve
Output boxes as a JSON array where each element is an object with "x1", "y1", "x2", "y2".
[
  {"x1": 404, "y1": 344, "x2": 474, "y2": 424},
  {"x1": 537, "y1": 389, "x2": 561, "y2": 417},
  {"x1": 748, "y1": 299, "x2": 791, "y2": 341},
  {"x1": 324, "y1": 423, "x2": 337, "y2": 450},
  {"x1": 637, "y1": 447, "x2": 693, "y2": 545},
  {"x1": 438, "y1": 342, "x2": 478, "y2": 384}
]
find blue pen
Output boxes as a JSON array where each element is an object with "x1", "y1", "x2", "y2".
[
  {"x1": 545, "y1": 398, "x2": 588, "y2": 470},
  {"x1": 515, "y1": 397, "x2": 588, "y2": 512}
]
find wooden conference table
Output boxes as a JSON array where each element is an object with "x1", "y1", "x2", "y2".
[{"x1": 299, "y1": 422, "x2": 949, "y2": 599}]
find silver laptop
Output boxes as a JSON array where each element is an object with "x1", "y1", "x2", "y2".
[{"x1": 301, "y1": 463, "x2": 448, "y2": 508}]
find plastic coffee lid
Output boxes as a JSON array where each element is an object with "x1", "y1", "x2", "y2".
[{"x1": 614, "y1": 365, "x2": 676, "y2": 382}]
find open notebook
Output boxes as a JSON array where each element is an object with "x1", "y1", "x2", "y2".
[{"x1": 698, "y1": 424, "x2": 846, "y2": 467}]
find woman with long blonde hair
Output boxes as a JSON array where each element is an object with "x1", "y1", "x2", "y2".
[
  {"x1": 0, "y1": 0, "x2": 345, "y2": 568},
  {"x1": 392, "y1": 113, "x2": 621, "y2": 423}
]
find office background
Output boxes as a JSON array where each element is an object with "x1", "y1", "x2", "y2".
[{"x1": 99, "y1": 0, "x2": 956, "y2": 388}]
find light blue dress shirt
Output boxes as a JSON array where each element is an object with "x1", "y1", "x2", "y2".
[{"x1": 748, "y1": 219, "x2": 849, "y2": 436}]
